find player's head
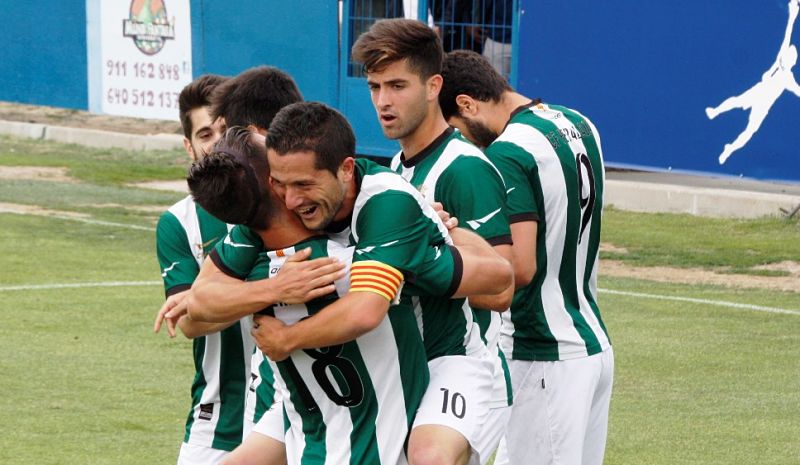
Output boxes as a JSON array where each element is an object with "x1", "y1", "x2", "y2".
[
  {"x1": 352, "y1": 18, "x2": 444, "y2": 141},
  {"x1": 440, "y1": 50, "x2": 512, "y2": 147},
  {"x1": 187, "y1": 126, "x2": 274, "y2": 230},
  {"x1": 266, "y1": 102, "x2": 356, "y2": 231},
  {"x1": 210, "y1": 66, "x2": 303, "y2": 134},
  {"x1": 178, "y1": 74, "x2": 229, "y2": 160}
]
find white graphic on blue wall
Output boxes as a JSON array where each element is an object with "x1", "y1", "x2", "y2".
[{"x1": 706, "y1": 0, "x2": 800, "y2": 164}]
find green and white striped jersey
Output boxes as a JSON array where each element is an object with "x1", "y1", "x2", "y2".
[
  {"x1": 213, "y1": 233, "x2": 429, "y2": 465},
  {"x1": 487, "y1": 103, "x2": 611, "y2": 361},
  {"x1": 344, "y1": 158, "x2": 486, "y2": 361},
  {"x1": 242, "y1": 255, "x2": 281, "y2": 431},
  {"x1": 155, "y1": 195, "x2": 254, "y2": 451},
  {"x1": 390, "y1": 128, "x2": 513, "y2": 406}
]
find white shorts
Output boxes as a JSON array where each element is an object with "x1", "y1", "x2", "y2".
[
  {"x1": 176, "y1": 442, "x2": 228, "y2": 465},
  {"x1": 412, "y1": 355, "x2": 494, "y2": 462},
  {"x1": 250, "y1": 399, "x2": 285, "y2": 443},
  {"x1": 494, "y1": 347, "x2": 614, "y2": 465},
  {"x1": 475, "y1": 405, "x2": 511, "y2": 464}
]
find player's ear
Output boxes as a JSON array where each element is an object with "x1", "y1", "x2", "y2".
[
  {"x1": 455, "y1": 94, "x2": 478, "y2": 117},
  {"x1": 339, "y1": 157, "x2": 356, "y2": 182},
  {"x1": 427, "y1": 74, "x2": 443, "y2": 100}
]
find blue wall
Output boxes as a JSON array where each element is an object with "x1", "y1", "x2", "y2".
[
  {"x1": 190, "y1": 0, "x2": 340, "y2": 106},
  {"x1": 1, "y1": 1, "x2": 88, "y2": 109},
  {"x1": 517, "y1": 0, "x2": 800, "y2": 182},
  {"x1": 3, "y1": 1, "x2": 798, "y2": 182}
]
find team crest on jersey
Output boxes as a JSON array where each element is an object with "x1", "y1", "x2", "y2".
[{"x1": 122, "y1": 0, "x2": 176, "y2": 55}]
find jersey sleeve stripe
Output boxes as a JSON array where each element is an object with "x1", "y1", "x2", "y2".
[
  {"x1": 509, "y1": 212, "x2": 540, "y2": 223},
  {"x1": 351, "y1": 261, "x2": 404, "y2": 281},
  {"x1": 350, "y1": 261, "x2": 403, "y2": 301}
]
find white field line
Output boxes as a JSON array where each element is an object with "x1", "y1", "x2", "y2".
[
  {"x1": 42, "y1": 214, "x2": 155, "y2": 232},
  {"x1": 600, "y1": 288, "x2": 800, "y2": 316},
  {"x1": 0, "y1": 281, "x2": 161, "y2": 292},
  {"x1": 2, "y1": 282, "x2": 797, "y2": 317}
]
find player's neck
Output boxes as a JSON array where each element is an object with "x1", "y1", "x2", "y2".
[
  {"x1": 498, "y1": 91, "x2": 535, "y2": 130},
  {"x1": 257, "y1": 210, "x2": 315, "y2": 250},
  {"x1": 400, "y1": 106, "x2": 450, "y2": 160}
]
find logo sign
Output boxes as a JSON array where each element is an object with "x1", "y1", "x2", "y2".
[
  {"x1": 88, "y1": 0, "x2": 192, "y2": 120},
  {"x1": 122, "y1": 0, "x2": 176, "y2": 55}
]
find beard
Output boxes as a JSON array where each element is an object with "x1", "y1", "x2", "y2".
[{"x1": 465, "y1": 118, "x2": 499, "y2": 148}]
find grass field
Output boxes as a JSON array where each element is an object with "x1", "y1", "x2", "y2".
[{"x1": 1, "y1": 135, "x2": 799, "y2": 464}]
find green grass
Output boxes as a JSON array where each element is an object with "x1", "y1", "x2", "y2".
[
  {"x1": 602, "y1": 207, "x2": 800, "y2": 272},
  {"x1": 1, "y1": 134, "x2": 799, "y2": 464}
]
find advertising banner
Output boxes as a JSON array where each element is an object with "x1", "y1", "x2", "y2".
[
  {"x1": 517, "y1": 0, "x2": 800, "y2": 182},
  {"x1": 88, "y1": 0, "x2": 192, "y2": 120}
]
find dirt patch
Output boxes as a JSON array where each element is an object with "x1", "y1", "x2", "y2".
[
  {"x1": 602, "y1": 259, "x2": 800, "y2": 293},
  {"x1": 0, "y1": 202, "x2": 89, "y2": 218},
  {"x1": 0, "y1": 101, "x2": 181, "y2": 136},
  {"x1": 0, "y1": 166, "x2": 75, "y2": 183},
  {"x1": 129, "y1": 180, "x2": 187, "y2": 193}
]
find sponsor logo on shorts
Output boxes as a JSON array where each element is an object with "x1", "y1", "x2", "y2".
[{"x1": 198, "y1": 403, "x2": 214, "y2": 421}]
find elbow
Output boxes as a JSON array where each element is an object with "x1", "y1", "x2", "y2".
[
  {"x1": 491, "y1": 260, "x2": 514, "y2": 296},
  {"x1": 514, "y1": 263, "x2": 536, "y2": 289}
]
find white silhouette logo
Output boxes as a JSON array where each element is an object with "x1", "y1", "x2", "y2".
[{"x1": 706, "y1": 0, "x2": 800, "y2": 164}]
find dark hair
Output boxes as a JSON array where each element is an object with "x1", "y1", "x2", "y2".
[
  {"x1": 187, "y1": 126, "x2": 272, "y2": 230},
  {"x1": 210, "y1": 66, "x2": 303, "y2": 131},
  {"x1": 351, "y1": 18, "x2": 443, "y2": 79},
  {"x1": 439, "y1": 50, "x2": 512, "y2": 120},
  {"x1": 178, "y1": 74, "x2": 228, "y2": 139},
  {"x1": 266, "y1": 102, "x2": 355, "y2": 175}
]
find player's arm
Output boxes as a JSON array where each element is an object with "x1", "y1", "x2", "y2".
[
  {"x1": 486, "y1": 141, "x2": 541, "y2": 288},
  {"x1": 438, "y1": 158, "x2": 515, "y2": 309},
  {"x1": 449, "y1": 227, "x2": 513, "y2": 305},
  {"x1": 154, "y1": 288, "x2": 236, "y2": 338},
  {"x1": 254, "y1": 290, "x2": 392, "y2": 362},
  {"x1": 509, "y1": 220, "x2": 537, "y2": 287},
  {"x1": 186, "y1": 248, "x2": 345, "y2": 323},
  {"x1": 154, "y1": 211, "x2": 231, "y2": 338}
]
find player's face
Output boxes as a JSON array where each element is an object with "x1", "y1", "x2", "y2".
[
  {"x1": 447, "y1": 115, "x2": 499, "y2": 149},
  {"x1": 367, "y1": 59, "x2": 430, "y2": 141},
  {"x1": 184, "y1": 106, "x2": 226, "y2": 161},
  {"x1": 267, "y1": 149, "x2": 349, "y2": 231}
]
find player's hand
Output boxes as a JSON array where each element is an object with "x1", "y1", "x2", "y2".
[
  {"x1": 431, "y1": 202, "x2": 458, "y2": 230},
  {"x1": 154, "y1": 290, "x2": 190, "y2": 338},
  {"x1": 269, "y1": 248, "x2": 346, "y2": 304},
  {"x1": 252, "y1": 314, "x2": 291, "y2": 361}
]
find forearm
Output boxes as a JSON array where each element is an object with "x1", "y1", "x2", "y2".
[
  {"x1": 177, "y1": 314, "x2": 237, "y2": 339},
  {"x1": 450, "y1": 228, "x2": 513, "y2": 297},
  {"x1": 281, "y1": 292, "x2": 388, "y2": 352},
  {"x1": 189, "y1": 276, "x2": 278, "y2": 323}
]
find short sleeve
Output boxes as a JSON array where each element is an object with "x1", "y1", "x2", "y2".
[
  {"x1": 436, "y1": 156, "x2": 511, "y2": 245},
  {"x1": 210, "y1": 224, "x2": 263, "y2": 279},
  {"x1": 156, "y1": 211, "x2": 199, "y2": 297},
  {"x1": 486, "y1": 141, "x2": 541, "y2": 224}
]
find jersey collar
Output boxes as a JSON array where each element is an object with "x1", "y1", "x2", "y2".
[{"x1": 399, "y1": 127, "x2": 454, "y2": 168}]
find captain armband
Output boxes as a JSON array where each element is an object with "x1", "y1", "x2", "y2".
[{"x1": 349, "y1": 260, "x2": 404, "y2": 304}]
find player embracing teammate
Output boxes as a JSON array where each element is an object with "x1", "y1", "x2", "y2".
[{"x1": 155, "y1": 17, "x2": 612, "y2": 465}]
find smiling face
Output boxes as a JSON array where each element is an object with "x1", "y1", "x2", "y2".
[
  {"x1": 367, "y1": 59, "x2": 432, "y2": 142},
  {"x1": 267, "y1": 149, "x2": 353, "y2": 231},
  {"x1": 183, "y1": 105, "x2": 226, "y2": 161}
]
